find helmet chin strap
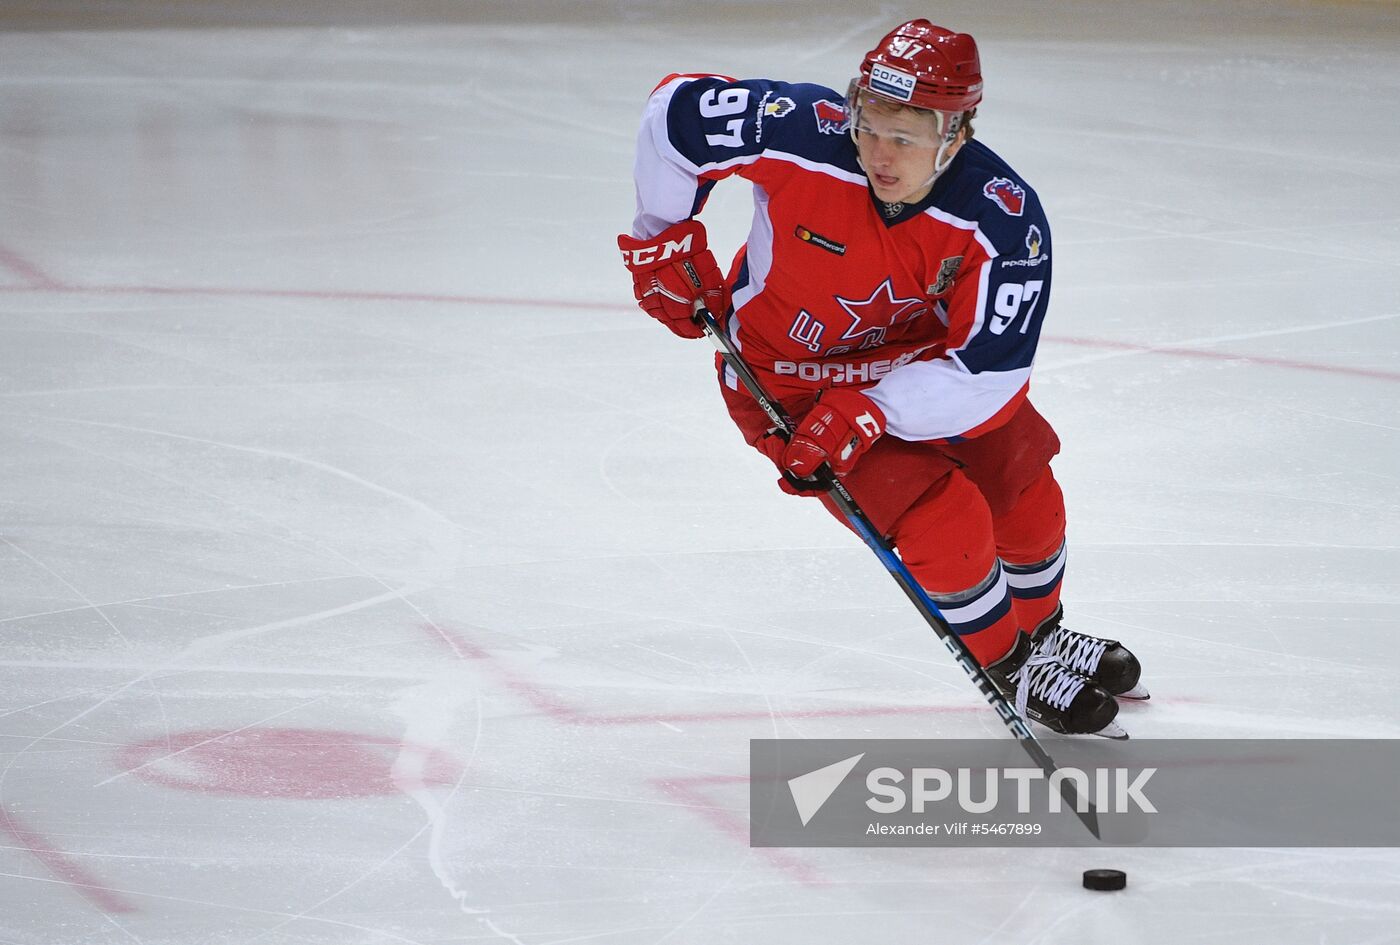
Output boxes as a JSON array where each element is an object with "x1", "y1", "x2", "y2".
[
  {"x1": 913, "y1": 135, "x2": 960, "y2": 195},
  {"x1": 886, "y1": 131, "x2": 961, "y2": 205}
]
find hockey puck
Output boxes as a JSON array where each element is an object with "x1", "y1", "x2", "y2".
[{"x1": 1082, "y1": 869, "x2": 1127, "y2": 891}]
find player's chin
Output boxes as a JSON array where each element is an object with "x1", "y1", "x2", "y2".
[{"x1": 871, "y1": 178, "x2": 906, "y2": 202}]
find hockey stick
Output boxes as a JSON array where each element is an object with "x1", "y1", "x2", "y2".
[{"x1": 693, "y1": 304, "x2": 1105, "y2": 840}]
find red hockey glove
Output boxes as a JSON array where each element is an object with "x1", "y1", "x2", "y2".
[
  {"x1": 617, "y1": 220, "x2": 728, "y2": 339},
  {"x1": 757, "y1": 431, "x2": 827, "y2": 495},
  {"x1": 782, "y1": 388, "x2": 886, "y2": 478}
]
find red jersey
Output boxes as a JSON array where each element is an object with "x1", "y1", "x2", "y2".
[{"x1": 629, "y1": 75, "x2": 1053, "y2": 441}]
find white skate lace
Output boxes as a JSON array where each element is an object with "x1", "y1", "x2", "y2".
[
  {"x1": 1044, "y1": 626, "x2": 1109, "y2": 677},
  {"x1": 1014, "y1": 651, "x2": 1086, "y2": 719}
]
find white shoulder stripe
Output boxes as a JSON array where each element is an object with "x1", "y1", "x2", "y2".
[
  {"x1": 694, "y1": 152, "x2": 762, "y2": 174},
  {"x1": 691, "y1": 148, "x2": 865, "y2": 187},
  {"x1": 753, "y1": 149, "x2": 868, "y2": 187},
  {"x1": 922, "y1": 205, "x2": 998, "y2": 258}
]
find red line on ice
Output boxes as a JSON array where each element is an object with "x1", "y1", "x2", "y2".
[
  {"x1": 422, "y1": 623, "x2": 835, "y2": 881},
  {"x1": 0, "y1": 281, "x2": 624, "y2": 310},
  {"x1": 0, "y1": 281, "x2": 1393, "y2": 381},
  {"x1": 422, "y1": 624, "x2": 1213, "y2": 881},
  {"x1": 0, "y1": 243, "x2": 63, "y2": 289},
  {"x1": 0, "y1": 807, "x2": 138, "y2": 914},
  {"x1": 1052, "y1": 334, "x2": 1400, "y2": 383},
  {"x1": 582, "y1": 704, "x2": 977, "y2": 725},
  {"x1": 418, "y1": 624, "x2": 978, "y2": 726},
  {"x1": 650, "y1": 776, "x2": 825, "y2": 887},
  {"x1": 418, "y1": 624, "x2": 581, "y2": 721}
]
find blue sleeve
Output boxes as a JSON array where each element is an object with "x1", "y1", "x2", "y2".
[
  {"x1": 661, "y1": 77, "x2": 843, "y2": 168},
  {"x1": 630, "y1": 75, "x2": 847, "y2": 238},
  {"x1": 952, "y1": 194, "x2": 1053, "y2": 376}
]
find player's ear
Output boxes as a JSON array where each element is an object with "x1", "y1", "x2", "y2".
[{"x1": 944, "y1": 123, "x2": 970, "y2": 160}]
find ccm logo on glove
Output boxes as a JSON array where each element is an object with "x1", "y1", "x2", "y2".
[
  {"x1": 618, "y1": 233, "x2": 694, "y2": 267},
  {"x1": 782, "y1": 388, "x2": 886, "y2": 477},
  {"x1": 617, "y1": 220, "x2": 729, "y2": 339}
]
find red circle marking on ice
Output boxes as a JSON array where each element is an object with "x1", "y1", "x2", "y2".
[{"x1": 117, "y1": 728, "x2": 462, "y2": 799}]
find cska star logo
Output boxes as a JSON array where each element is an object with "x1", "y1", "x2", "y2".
[
  {"x1": 983, "y1": 177, "x2": 1026, "y2": 216},
  {"x1": 833, "y1": 277, "x2": 928, "y2": 350}
]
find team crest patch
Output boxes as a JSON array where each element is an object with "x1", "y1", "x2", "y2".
[
  {"x1": 756, "y1": 92, "x2": 796, "y2": 142},
  {"x1": 983, "y1": 177, "x2": 1026, "y2": 216},
  {"x1": 764, "y1": 96, "x2": 795, "y2": 118},
  {"x1": 812, "y1": 99, "x2": 850, "y2": 134},
  {"x1": 1026, "y1": 224, "x2": 1042, "y2": 256},
  {"x1": 928, "y1": 256, "x2": 963, "y2": 296}
]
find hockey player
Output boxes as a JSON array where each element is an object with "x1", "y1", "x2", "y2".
[{"x1": 617, "y1": 20, "x2": 1145, "y2": 736}]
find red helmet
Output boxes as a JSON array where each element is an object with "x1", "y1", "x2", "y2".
[{"x1": 855, "y1": 20, "x2": 983, "y2": 113}]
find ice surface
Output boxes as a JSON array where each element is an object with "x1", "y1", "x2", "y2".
[{"x1": 1, "y1": 1, "x2": 1398, "y2": 942}]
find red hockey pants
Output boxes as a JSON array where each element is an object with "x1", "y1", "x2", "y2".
[{"x1": 722, "y1": 383, "x2": 1067, "y2": 666}]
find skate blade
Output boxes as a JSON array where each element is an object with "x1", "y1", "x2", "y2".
[
  {"x1": 1118, "y1": 683, "x2": 1151, "y2": 700},
  {"x1": 1092, "y1": 720, "x2": 1129, "y2": 740}
]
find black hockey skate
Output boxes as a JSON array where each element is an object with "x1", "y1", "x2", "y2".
[
  {"x1": 987, "y1": 632, "x2": 1126, "y2": 739},
  {"x1": 1031, "y1": 607, "x2": 1148, "y2": 699}
]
